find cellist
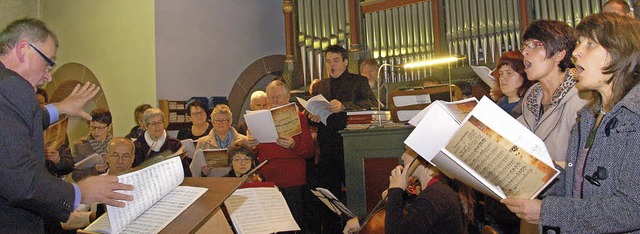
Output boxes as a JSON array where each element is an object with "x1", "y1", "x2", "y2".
[{"x1": 343, "y1": 149, "x2": 474, "y2": 233}]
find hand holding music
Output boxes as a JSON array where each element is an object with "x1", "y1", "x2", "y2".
[
  {"x1": 389, "y1": 165, "x2": 409, "y2": 190},
  {"x1": 307, "y1": 112, "x2": 321, "y2": 123},
  {"x1": 501, "y1": 198, "x2": 542, "y2": 224},
  {"x1": 78, "y1": 175, "x2": 134, "y2": 207},
  {"x1": 239, "y1": 130, "x2": 259, "y2": 149},
  {"x1": 201, "y1": 165, "x2": 213, "y2": 176},
  {"x1": 276, "y1": 136, "x2": 295, "y2": 149},
  {"x1": 327, "y1": 99, "x2": 344, "y2": 113},
  {"x1": 44, "y1": 148, "x2": 61, "y2": 164}
]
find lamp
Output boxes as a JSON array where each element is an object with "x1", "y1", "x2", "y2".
[{"x1": 374, "y1": 55, "x2": 467, "y2": 126}]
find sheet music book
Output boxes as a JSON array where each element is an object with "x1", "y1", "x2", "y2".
[
  {"x1": 470, "y1": 65, "x2": 498, "y2": 88},
  {"x1": 189, "y1": 149, "x2": 229, "y2": 177},
  {"x1": 44, "y1": 116, "x2": 69, "y2": 150},
  {"x1": 296, "y1": 94, "x2": 333, "y2": 125},
  {"x1": 405, "y1": 97, "x2": 559, "y2": 200},
  {"x1": 311, "y1": 187, "x2": 355, "y2": 218},
  {"x1": 244, "y1": 102, "x2": 302, "y2": 143},
  {"x1": 84, "y1": 156, "x2": 208, "y2": 233},
  {"x1": 74, "y1": 153, "x2": 103, "y2": 169},
  {"x1": 224, "y1": 187, "x2": 300, "y2": 234}
]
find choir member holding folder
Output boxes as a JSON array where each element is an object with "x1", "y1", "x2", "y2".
[
  {"x1": 245, "y1": 79, "x2": 314, "y2": 231},
  {"x1": 503, "y1": 13, "x2": 640, "y2": 233}
]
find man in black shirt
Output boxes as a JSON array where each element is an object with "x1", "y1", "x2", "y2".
[{"x1": 309, "y1": 45, "x2": 376, "y2": 198}]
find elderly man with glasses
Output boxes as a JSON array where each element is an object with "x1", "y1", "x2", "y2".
[{"x1": 0, "y1": 18, "x2": 133, "y2": 233}]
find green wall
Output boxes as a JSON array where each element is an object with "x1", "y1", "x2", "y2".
[{"x1": 41, "y1": 1, "x2": 157, "y2": 137}]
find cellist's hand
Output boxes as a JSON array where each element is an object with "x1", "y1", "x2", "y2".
[
  {"x1": 343, "y1": 217, "x2": 361, "y2": 234},
  {"x1": 380, "y1": 189, "x2": 388, "y2": 200},
  {"x1": 389, "y1": 165, "x2": 408, "y2": 190}
]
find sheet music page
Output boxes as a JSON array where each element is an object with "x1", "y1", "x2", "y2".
[
  {"x1": 245, "y1": 109, "x2": 279, "y2": 143},
  {"x1": 315, "y1": 188, "x2": 355, "y2": 218},
  {"x1": 225, "y1": 187, "x2": 300, "y2": 234},
  {"x1": 270, "y1": 103, "x2": 302, "y2": 138},
  {"x1": 74, "y1": 153, "x2": 103, "y2": 169},
  {"x1": 189, "y1": 149, "x2": 206, "y2": 178},
  {"x1": 445, "y1": 116, "x2": 558, "y2": 199},
  {"x1": 392, "y1": 94, "x2": 432, "y2": 107},
  {"x1": 107, "y1": 156, "x2": 184, "y2": 233},
  {"x1": 44, "y1": 117, "x2": 69, "y2": 150},
  {"x1": 296, "y1": 95, "x2": 332, "y2": 125},
  {"x1": 84, "y1": 213, "x2": 111, "y2": 233},
  {"x1": 470, "y1": 65, "x2": 497, "y2": 88},
  {"x1": 465, "y1": 97, "x2": 554, "y2": 166},
  {"x1": 311, "y1": 190, "x2": 342, "y2": 215},
  {"x1": 404, "y1": 103, "x2": 461, "y2": 161},
  {"x1": 120, "y1": 186, "x2": 208, "y2": 233}
]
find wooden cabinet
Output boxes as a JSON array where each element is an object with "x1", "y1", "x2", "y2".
[{"x1": 341, "y1": 125, "x2": 413, "y2": 216}]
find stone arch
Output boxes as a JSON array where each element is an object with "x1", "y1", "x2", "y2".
[{"x1": 228, "y1": 55, "x2": 285, "y2": 126}]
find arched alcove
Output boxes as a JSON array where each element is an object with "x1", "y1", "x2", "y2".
[
  {"x1": 228, "y1": 55, "x2": 285, "y2": 126},
  {"x1": 46, "y1": 62, "x2": 110, "y2": 144}
]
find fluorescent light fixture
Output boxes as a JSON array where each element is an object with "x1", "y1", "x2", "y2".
[{"x1": 401, "y1": 55, "x2": 466, "y2": 69}]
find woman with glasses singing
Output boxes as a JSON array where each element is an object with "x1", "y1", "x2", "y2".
[
  {"x1": 195, "y1": 104, "x2": 247, "y2": 176},
  {"x1": 513, "y1": 19, "x2": 590, "y2": 234},
  {"x1": 177, "y1": 100, "x2": 212, "y2": 141},
  {"x1": 71, "y1": 108, "x2": 113, "y2": 181},
  {"x1": 518, "y1": 20, "x2": 589, "y2": 169},
  {"x1": 504, "y1": 13, "x2": 640, "y2": 233},
  {"x1": 132, "y1": 107, "x2": 182, "y2": 167}
]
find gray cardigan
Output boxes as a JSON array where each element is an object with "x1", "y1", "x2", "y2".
[{"x1": 540, "y1": 85, "x2": 640, "y2": 233}]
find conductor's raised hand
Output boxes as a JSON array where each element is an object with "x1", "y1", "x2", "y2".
[
  {"x1": 53, "y1": 82, "x2": 100, "y2": 121},
  {"x1": 327, "y1": 99, "x2": 344, "y2": 113},
  {"x1": 388, "y1": 165, "x2": 409, "y2": 190},
  {"x1": 78, "y1": 175, "x2": 134, "y2": 207}
]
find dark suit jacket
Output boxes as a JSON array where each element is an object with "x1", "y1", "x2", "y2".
[{"x1": 0, "y1": 63, "x2": 75, "y2": 233}]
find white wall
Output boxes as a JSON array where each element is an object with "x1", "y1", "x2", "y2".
[{"x1": 155, "y1": 0, "x2": 286, "y2": 101}]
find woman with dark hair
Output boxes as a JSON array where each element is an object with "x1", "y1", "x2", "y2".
[
  {"x1": 177, "y1": 100, "x2": 212, "y2": 141},
  {"x1": 495, "y1": 51, "x2": 533, "y2": 118},
  {"x1": 71, "y1": 108, "x2": 113, "y2": 181},
  {"x1": 224, "y1": 144, "x2": 264, "y2": 182},
  {"x1": 504, "y1": 13, "x2": 640, "y2": 233},
  {"x1": 343, "y1": 149, "x2": 474, "y2": 234},
  {"x1": 125, "y1": 104, "x2": 152, "y2": 139}
]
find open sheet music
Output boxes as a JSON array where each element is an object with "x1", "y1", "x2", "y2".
[
  {"x1": 470, "y1": 65, "x2": 497, "y2": 88},
  {"x1": 84, "y1": 156, "x2": 207, "y2": 233},
  {"x1": 296, "y1": 94, "x2": 332, "y2": 125},
  {"x1": 224, "y1": 187, "x2": 300, "y2": 234},
  {"x1": 44, "y1": 116, "x2": 69, "y2": 150},
  {"x1": 244, "y1": 102, "x2": 302, "y2": 143},
  {"x1": 405, "y1": 97, "x2": 559, "y2": 200}
]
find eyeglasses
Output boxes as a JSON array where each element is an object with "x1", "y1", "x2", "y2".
[
  {"x1": 89, "y1": 125, "x2": 108, "y2": 130},
  {"x1": 146, "y1": 120, "x2": 164, "y2": 127},
  {"x1": 190, "y1": 111, "x2": 206, "y2": 116},
  {"x1": 109, "y1": 152, "x2": 132, "y2": 160},
  {"x1": 522, "y1": 40, "x2": 544, "y2": 50},
  {"x1": 29, "y1": 43, "x2": 55, "y2": 71},
  {"x1": 232, "y1": 157, "x2": 252, "y2": 163},
  {"x1": 213, "y1": 119, "x2": 229, "y2": 124}
]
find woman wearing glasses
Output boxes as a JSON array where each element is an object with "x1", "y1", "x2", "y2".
[
  {"x1": 177, "y1": 100, "x2": 212, "y2": 141},
  {"x1": 71, "y1": 108, "x2": 113, "y2": 181},
  {"x1": 195, "y1": 104, "x2": 247, "y2": 176},
  {"x1": 224, "y1": 144, "x2": 264, "y2": 182},
  {"x1": 132, "y1": 108, "x2": 182, "y2": 167},
  {"x1": 504, "y1": 13, "x2": 640, "y2": 233},
  {"x1": 514, "y1": 19, "x2": 590, "y2": 234}
]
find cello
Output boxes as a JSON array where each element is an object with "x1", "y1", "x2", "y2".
[{"x1": 358, "y1": 150, "x2": 422, "y2": 234}]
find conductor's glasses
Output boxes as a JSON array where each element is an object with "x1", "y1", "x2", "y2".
[{"x1": 29, "y1": 43, "x2": 55, "y2": 72}]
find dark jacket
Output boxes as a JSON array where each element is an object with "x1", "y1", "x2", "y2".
[
  {"x1": 0, "y1": 62, "x2": 75, "y2": 233},
  {"x1": 540, "y1": 85, "x2": 640, "y2": 233}
]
